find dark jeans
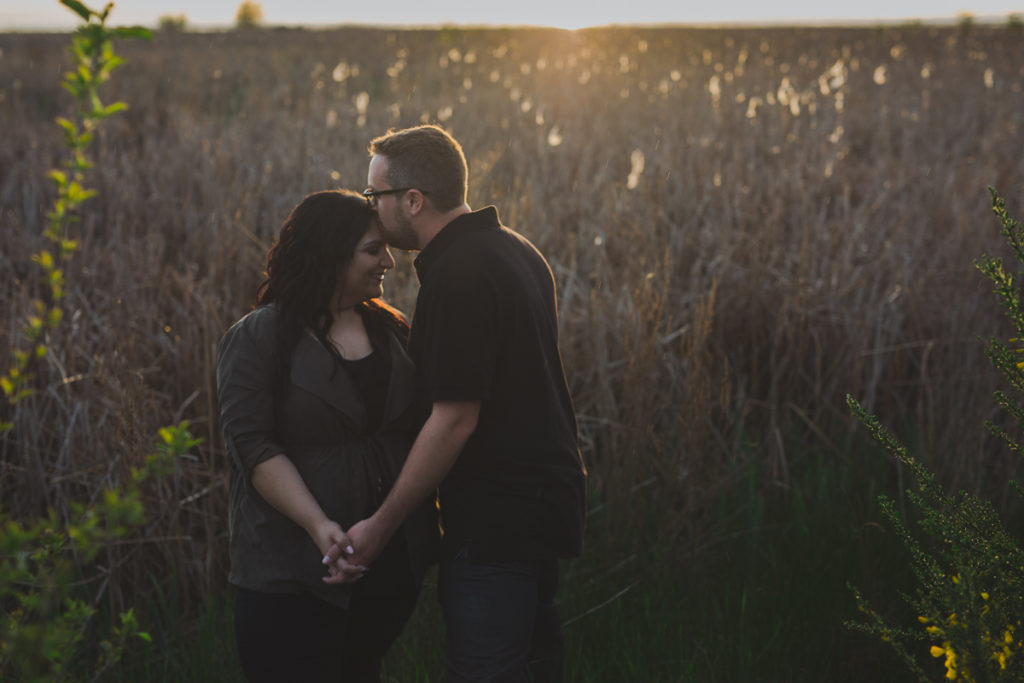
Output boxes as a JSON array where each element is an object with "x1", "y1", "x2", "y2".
[
  {"x1": 438, "y1": 546, "x2": 563, "y2": 683},
  {"x1": 234, "y1": 542, "x2": 417, "y2": 683}
]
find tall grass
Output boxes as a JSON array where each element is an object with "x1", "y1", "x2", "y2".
[{"x1": 2, "y1": 22, "x2": 1022, "y2": 668}]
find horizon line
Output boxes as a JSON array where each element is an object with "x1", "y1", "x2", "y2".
[{"x1": 0, "y1": 12, "x2": 1019, "y2": 33}]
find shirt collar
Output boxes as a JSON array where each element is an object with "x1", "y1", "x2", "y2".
[{"x1": 413, "y1": 206, "x2": 501, "y2": 283}]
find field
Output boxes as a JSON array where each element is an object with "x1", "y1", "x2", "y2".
[{"x1": 2, "y1": 20, "x2": 1024, "y2": 680}]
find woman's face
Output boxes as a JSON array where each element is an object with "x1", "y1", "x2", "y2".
[{"x1": 335, "y1": 222, "x2": 396, "y2": 309}]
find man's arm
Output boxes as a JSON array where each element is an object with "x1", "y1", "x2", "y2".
[{"x1": 323, "y1": 399, "x2": 480, "y2": 581}]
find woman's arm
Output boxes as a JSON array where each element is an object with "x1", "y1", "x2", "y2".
[
  {"x1": 251, "y1": 454, "x2": 343, "y2": 554},
  {"x1": 251, "y1": 454, "x2": 366, "y2": 577}
]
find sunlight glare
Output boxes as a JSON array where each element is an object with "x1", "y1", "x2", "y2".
[{"x1": 627, "y1": 149, "x2": 645, "y2": 190}]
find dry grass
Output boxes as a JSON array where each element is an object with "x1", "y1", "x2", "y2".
[{"x1": 1, "y1": 24, "x2": 1022, "y2": 611}]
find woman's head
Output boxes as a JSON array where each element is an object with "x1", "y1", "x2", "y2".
[{"x1": 256, "y1": 189, "x2": 381, "y2": 324}]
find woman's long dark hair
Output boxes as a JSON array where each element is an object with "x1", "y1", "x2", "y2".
[{"x1": 255, "y1": 190, "x2": 408, "y2": 388}]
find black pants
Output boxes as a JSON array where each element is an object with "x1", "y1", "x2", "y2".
[{"x1": 234, "y1": 543, "x2": 418, "y2": 683}]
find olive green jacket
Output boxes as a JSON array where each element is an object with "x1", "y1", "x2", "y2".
[{"x1": 216, "y1": 305, "x2": 438, "y2": 608}]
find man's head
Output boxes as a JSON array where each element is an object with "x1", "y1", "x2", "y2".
[
  {"x1": 368, "y1": 125, "x2": 468, "y2": 212},
  {"x1": 366, "y1": 125, "x2": 469, "y2": 250}
]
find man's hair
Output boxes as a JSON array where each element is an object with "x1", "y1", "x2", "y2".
[{"x1": 369, "y1": 125, "x2": 468, "y2": 212}]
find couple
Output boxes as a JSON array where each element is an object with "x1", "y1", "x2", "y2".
[{"x1": 216, "y1": 125, "x2": 587, "y2": 682}]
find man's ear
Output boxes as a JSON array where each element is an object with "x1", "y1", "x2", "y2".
[{"x1": 406, "y1": 189, "x2": 426, "y2": 216}]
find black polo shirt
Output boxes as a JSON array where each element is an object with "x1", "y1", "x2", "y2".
[{"x1": 409, "y1": 206, "x2": 586, "y2": 561}]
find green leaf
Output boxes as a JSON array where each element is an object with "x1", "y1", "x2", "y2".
[
  {"x1": 48, "y1": 308, "x2": 64, "y2": 328},
  {"x1": 97, "y1": 101, "x2": 127, "y2": 118},
  {"x1": 113, "y1": 26, "x2": 153, "y2": 40},
  {"x1": 66, "y1": 181, "x2": 96, "y2": 204},
  {"x1": 77, "y1": 63, "x2": 93, "y2": 85},
  {"x1": 32, "y1": 250, "x2": 55, "y2": 271},
  {"x1": 59, "y1": 0, "x2": 93, "y2": 22}
]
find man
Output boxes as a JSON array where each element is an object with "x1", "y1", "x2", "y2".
[{"x1": 326, "y1": 125, "x2": 586, "y2": 681}]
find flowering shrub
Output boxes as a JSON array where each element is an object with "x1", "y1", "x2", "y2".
[{"x1": 847, "y1": 190, "x2": 1024, "y2": 682}]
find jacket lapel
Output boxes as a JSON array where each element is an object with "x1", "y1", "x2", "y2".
[{"x1": 289, "y1": 331, "x2": 366, "y2": 428}]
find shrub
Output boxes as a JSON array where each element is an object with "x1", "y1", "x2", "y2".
[{"x1": 847, "y1": 190, "x2": 1024, "y2": 682}]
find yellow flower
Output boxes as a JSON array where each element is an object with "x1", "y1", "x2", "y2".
[
  {"x1": 927, "y1": 626, "x2": 943, "y2": 636},
  {"x1": 1006, "y1": 629, "x2": 1015, "y2": 645},
  {"x1": 981, "y1": 592, "x2": 990, "y2": 600},
  {"x1": 928, "y1": 642, "x2": 958, "y2": 680}
]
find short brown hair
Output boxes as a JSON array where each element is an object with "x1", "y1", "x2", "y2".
[{"x1": 369, "y1": 125, "x2": 467, "y2": 212}]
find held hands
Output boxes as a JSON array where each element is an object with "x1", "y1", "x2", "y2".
[
  {"x1": 310, "y1": 519, "x2": 367, "y2": 584},
  {"x1": 321, "y1": 517, "x2": 387, "y2": 585}
]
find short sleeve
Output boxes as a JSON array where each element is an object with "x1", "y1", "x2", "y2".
[{"x1": 414, "y1": 263, "x2": 499, "y2": 402}]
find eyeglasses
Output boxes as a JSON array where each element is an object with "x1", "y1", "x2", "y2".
[{"x1": 362, "y1": 187, "x2": 428, "y2": 207}]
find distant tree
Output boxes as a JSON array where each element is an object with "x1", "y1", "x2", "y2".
[
  {"x1": 235, "y1": 1, "x2": 264, "y2": 29},
  {"x1": 1008, "y1": 13, "x2": 1023, "y2": 31},
  {"x1": 957, "y1": 11, "x2": 975, "y2": 34},
  {"x1": 157, "y1": 13, "x2": 188, "y2": 32}
]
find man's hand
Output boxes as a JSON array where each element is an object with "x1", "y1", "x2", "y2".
[
  {"x1": 322, "y1": 516, "x2": 389, "y2": 584},
  {"x1": 311, "y1": 519, "x2": 367, "y2": 584}
]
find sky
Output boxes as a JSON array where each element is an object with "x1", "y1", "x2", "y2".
[{"x1": 2, "y1": 0, "x2": 1023, "y2": 31}]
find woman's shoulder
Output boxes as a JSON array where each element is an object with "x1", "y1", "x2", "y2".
[
  {"x1": 219, "y1": 304, "x2": 283, "y2": 357},
  {"x1": 228, "y1": 304, "x2": 280, "y2": 334}
]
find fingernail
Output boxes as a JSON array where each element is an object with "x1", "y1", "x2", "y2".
[
  {"x1": 345, "y1": 545, "x2": 355, "y2": 555},
  {"x1": 322, "y1": 555, "x2": 330, "y2": 564}
]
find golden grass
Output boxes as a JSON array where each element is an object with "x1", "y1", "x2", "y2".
[{"x1": 1, "y1": 24, "x2": 1022, "y2": 609}]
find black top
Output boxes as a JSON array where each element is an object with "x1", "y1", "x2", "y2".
[
  {"x1": 338, "y1": 310, "x2": 392, "y2": 434},
  {"x1": 409, "y1": 206, "x2": 586, "y2": 561}
]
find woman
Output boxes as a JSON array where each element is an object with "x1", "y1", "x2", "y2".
[{"x1": 216, "y1": 189, "x2": 438, "y2": 682}]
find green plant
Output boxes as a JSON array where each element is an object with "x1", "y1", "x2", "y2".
[
  {"x1": 0, "y1": 2, "x2": 200, "y2": 681},
  {"x1": 1008, "y1": 14, "x2": 1023, "y2": 31},
  {"x1": 234, "y1": 1, "x2": 264, "y2": 29},
  {"x1": 0, "y1": 0, "x2": 149, "y2": 433},
  {"x1": 847, "y1": 189, "x2": 1024, "y2": 682},
  {"x1": 0, "y1": 421, "x2": 202, "y2": 681}
]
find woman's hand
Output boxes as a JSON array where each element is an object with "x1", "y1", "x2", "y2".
[{"x1": 310, "y1": 519, "x2": 367, "y2": 583}]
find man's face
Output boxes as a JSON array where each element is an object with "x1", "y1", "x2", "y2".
[{"x1": 367, "y1": 154, "x2": 420, "y2": 251}]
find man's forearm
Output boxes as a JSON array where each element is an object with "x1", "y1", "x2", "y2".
[{"x1": 374, "y1": 400, "x2": 480, "y2": 536}]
